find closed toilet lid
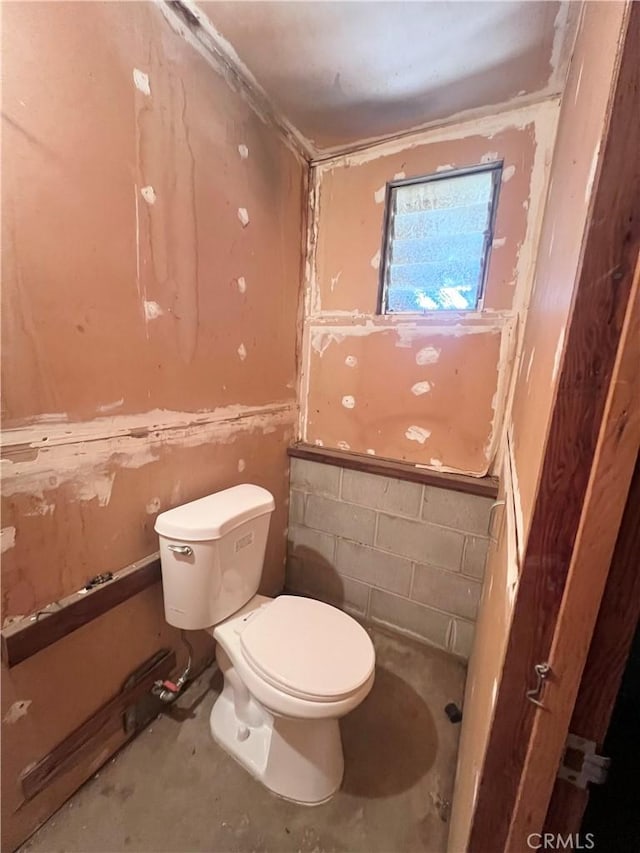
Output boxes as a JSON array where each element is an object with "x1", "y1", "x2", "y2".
[{"x1": 239, "y1": 596, "x2": 375, "y2": 702}]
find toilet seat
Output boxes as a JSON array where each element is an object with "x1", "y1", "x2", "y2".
[{"x1": 239, "y1": 595, "x2": 375, "y2": 703}]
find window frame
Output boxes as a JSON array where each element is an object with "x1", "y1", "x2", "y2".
[{"x1": 376, "y1": 161, "x2": 504, "y2": 315}]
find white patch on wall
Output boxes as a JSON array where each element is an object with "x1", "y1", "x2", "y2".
[
  {"x1": 411, "y1": 381, "x2": 431, "y2": 396},
  {"x1": 481, "y1": 151, "x2": 499, "y2": 164},
  {"x1": 405, "y1": 426, "x2": 431, "y2": 444},
  {"x1": 492, "y1": 237, "x2": 506, "y2": 248},
  {"x1": 337, "y1": 441, "x2": 351, "y2": 451},
  {"x1": 330, "y1": 271, "x2": 342, "y2": 292},
  {"x1": 3, "y1": 700, "x2": 32, "y2": 724},
  {"x1": 143, "y1": 301, "x2": 164, "y2": 321},
  {"x1": 238, "y1": 144, "x2": 249, "y2": 159},
  {"x1": 236, "y1": 276, "x2": 247, "y2": 294},
  {"x1": 1, "y1": 526, "x2": 16, "y2": 553},
  {"x1": 237, "y1": 458, "x2": 246, "y2": 473},
  {"x1": 501, "y1": 165, "x2": 516, "y2": 183},
  {"x1": 341, "y1": 395, "x2": 355, "y2": 409},
  {"x1": 366, "y1": 449, "x2": 376, "y2": 455},
  {"x1": 97, "y1": 399, "x2": 124, "y2": 413},
  {"x1": 237, "y1": 207, "x2": 250, "y2": 227},
  {"x1": 552, "y1": 327, "x2": 566, "y2": 384},
  {"x1": 237, "y1": 343, "x2": 247, "y2": 361},
  {"x1": 574, "y1": 61, "x2": 584, "y2": 105},
  {"x1": 374, "y1": 185, "x2": 386, "y2": 204},
  {"x1": 415, "y1": 346, "x2": 441, "y2": 365},
  {"x1": 526, "y1": 347, "x2": 536, "y2": 383},
  {"x1": 77, "y1": 471, "x2": 116, "y2": 507},
  {"x1": 310, "y1": 329, "x2": 346, "y2": 357},
  {"x1": 140, "y1": 186, "x2": 156, "y2": 205},
  {"x1": 314, "y1": 439, "x2": 324, "y2": 447},
  {"x1": 1, "y1": 404, "x2": 295, "y2": 511},
  {"x1": 436, "y1": 164, "x2": 454, "y2": 172},
  {"x1": 370, "y1": 250, "x2": 381, "y2": 270},
  {"x1": 24, "y1": 501, "x2": 55, "y2": 517},
  {"x1": 133, "y1": 68, "x2": 151, "y2": 96},
  {"x1": 585, "y1": 146, "x2": 600, "y2": 204},
  {"x1": 171, "y1": 482, "x2": 182, "y2": 505},
  {"x1": 345, "y1": 355, "x2": 358, "y2": 368},
  {"x1": 430, "y1": 458, "x2": 444, "y2": 468},
  {"x1": 146, "y1": 497, "x2": 161, "y2": 514},
  {"x1": 393, "y1": 171, "x2": 406, "y2": 180}
]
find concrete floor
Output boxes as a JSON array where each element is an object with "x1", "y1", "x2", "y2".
[{"x1": 21, "y1": 627, "x2": 466, "y2": 853}]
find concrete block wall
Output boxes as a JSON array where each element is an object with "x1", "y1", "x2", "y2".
[{"x1": 286, "y1": 458, "x2": 493, "y2": 659}]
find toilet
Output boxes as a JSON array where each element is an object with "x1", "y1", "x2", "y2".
[{"x1": 154, "y1": 484, "x2": 375, "y2": 804}]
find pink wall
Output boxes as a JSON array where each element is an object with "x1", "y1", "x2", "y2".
[
  {"x1": 1, "y1": 3, "x2": 304, "y2": 848},
  {"x1": 300, "y1": 104, "x2": 558, "y2": 475}
]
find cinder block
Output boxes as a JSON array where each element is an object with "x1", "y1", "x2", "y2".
[
  {"x1": 369, "y1": 588, "x2": 451, "y2": 649},
  {"x1": 335, "y1": 539, "x2": 412, "y2": 596},
  {"x1": 287, "y1": 524, "x2": 336, "y2": 565},
  {"x1": 285, "y1": 555, "x2": 369, "y2": 616},
  {"x1": 341, "y1": 469, "x2": 422, "y2": 517},
  {"x1": 376, "y1": 514, "x2": 464, "y2": 570},
  {"x1": 422, "y1": 487, "x2": 494, "y2": 535},
  {"x1": 305, "y1": 494, "x2": 377, "y2": 545},
  {"x1": 449, "y1": 619, "x2": 475, "y2": 659},
  {"x1": 411, "y1": 563, "x2": 481, "y2": 620},
  {"x1": 289, "y1": 489, "x2": 306, "y2": 525},
  {"x1": 290, "y1": 458, "x2": 341, "y2": 497},
  {"x1": 462, "y1": 536, "x2": 490, "y2": 579}
]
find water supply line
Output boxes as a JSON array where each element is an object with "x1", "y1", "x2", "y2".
[{"x1": 153, "y1": 630, "x2": 194, "y2": 703}]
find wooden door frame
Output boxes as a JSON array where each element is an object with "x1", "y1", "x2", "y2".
[
  {"x1": 468, "y1": 4, "x2": 640, "y2": 849},
  {"x1": 506, "y1": 258, "x2": 640, "y2": 846},
  {"x1": 544, "y1": 453, "x2": 640, "y2": 834}
]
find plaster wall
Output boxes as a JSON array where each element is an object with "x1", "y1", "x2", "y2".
[
  {"x1": 299, "y1": 102, "x2": 558, "y2": 475},
  {"x1": 508, "y1": 0, "x2": 629, "y2": 555},
  {"x1": 1, "y1": 2, "x2": 304, "y2": 848}
]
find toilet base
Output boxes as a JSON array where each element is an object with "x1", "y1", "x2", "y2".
[{"x1": 210, "y1": 647, "x2": 344, "y2": 804}]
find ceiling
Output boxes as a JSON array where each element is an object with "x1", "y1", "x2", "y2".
[{"x1": 196, "y1": 1, "x2": 578, "y2": 157}]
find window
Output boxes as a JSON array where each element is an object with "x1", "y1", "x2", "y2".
[{"x1": 378, "y1": 163, "x2": 502, "y2": 314}]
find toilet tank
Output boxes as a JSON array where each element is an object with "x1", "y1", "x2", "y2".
[{"x1": 154, "y1": 485, "x2": 275, "y2": 630}]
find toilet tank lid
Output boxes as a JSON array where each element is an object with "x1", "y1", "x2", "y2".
[{"x1": 154, "y1": 484, "x2": 275, "y2": 541}]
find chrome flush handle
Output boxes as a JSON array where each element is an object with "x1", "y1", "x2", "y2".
[{"x1": 167, "y1": 544, "x2": 193, "y2": 557}]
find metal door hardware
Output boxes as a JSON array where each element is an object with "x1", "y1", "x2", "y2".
[
  {"x1": 526, "y1": 662, "x2": 551, "y2": 708},
  {"x1": 167, "y1": 544, "x2": 193, "y2": 556},
  {"x1": 558, "y1": 734, "x2": 611, "y2": 789}
]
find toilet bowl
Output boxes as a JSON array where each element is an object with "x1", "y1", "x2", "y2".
[
  {"x1": 209, "y1": 594, "x2": 374, "y2": 804},
  {"x1": 155, "y1": 484, "x2": 375, "y2": 804}
]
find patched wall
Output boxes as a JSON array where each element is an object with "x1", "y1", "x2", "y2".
[
  {"x1": 0, "y1": 3, "x2": 304, "y2": 848},
  {"x1": 299, "y1": 102, "x2": 559, "y2": 475},
  {"x1": 286, "y1": 458, "x2": 493, "y2": 659}
]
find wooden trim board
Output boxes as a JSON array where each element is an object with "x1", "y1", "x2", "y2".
[
  {"x1": 288, "y1": 444, "x2": 499, "y2": 498},
  {"x1": 544, "y1": 452, "x2": 640, "y2": 834},
  {"x1": 1, "y1": 554, "x2": 161, "y2": 668},
  {"x1": 506, "y1": 258, "x2": 640, "y2": 845},
  {"x1": 19, "y1": 648, "x2": 176, "y2": 802},
  {"x1": 467, "y1": 4, "x2": 640, "y2": 848},
  {"x1": 469, "y1": 3, "x2": 640, "y2": 853}
]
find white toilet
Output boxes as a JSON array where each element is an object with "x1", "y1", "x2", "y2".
[{"x1": 154, "y1": 484, "x2": 375, "y2": 804}]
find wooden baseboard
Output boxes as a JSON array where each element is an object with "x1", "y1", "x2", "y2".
[
  {"x1": 19, "y1": 648, "x2": 176, "y2": 802},
  {"x1": 288, "y1": 443, "x2": 499, "y2": 498},
  {"x1": 1, "y1": 553, "x2": 161, "y2": 668}
]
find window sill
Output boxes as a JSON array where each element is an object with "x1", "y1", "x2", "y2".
[{"x1": 287, "y1": 443, "x2": 499, "y2": 499}]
